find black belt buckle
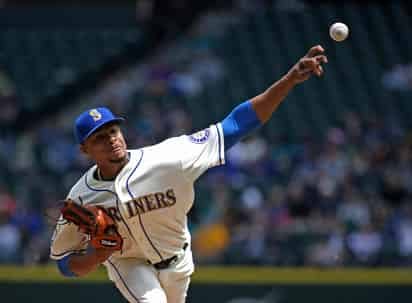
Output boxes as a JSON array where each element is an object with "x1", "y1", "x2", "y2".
[
  {"x1": 153, "y1": 255, "x2": 178, "y2": 270},
  {"x1": 150, "y1": 243, "x2": 188, "y2": 270}
]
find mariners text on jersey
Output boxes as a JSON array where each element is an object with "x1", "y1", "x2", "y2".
[{"x1": 107, "y1": 189, "x2": 177, "y2": 221}]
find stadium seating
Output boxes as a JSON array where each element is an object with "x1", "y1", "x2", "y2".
[
  {"x1": 2, "y1": 3, "x2": 412, "y2": 267},
  {"x1": 1, "y1": 3, "x2": 410, "y2": 135},
  {"x1": 4, "y1": 3, "x2": 410, "y2": 136},
  {"x1": 0, "y1": 27, "x2": 142, "y2": 111},
  {"x1": 186, "y1": 2, "x2": 412, "y2": 139}
]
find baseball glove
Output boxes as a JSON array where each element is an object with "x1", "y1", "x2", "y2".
[{"x1": 61, "y1": 200, "x2": 123, "y2": 251}]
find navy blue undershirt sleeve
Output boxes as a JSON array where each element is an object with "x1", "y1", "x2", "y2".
[
  {"x1": 57, "y1": 254, "x2": 77, "y2": 277},
  {"x1": 221, "y1": 100, "x2": 262, "y2": 149}
]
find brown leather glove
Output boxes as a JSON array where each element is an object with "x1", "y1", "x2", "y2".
[{"x1": 61, "y1": 199, "x2": 123, "y2": 251}]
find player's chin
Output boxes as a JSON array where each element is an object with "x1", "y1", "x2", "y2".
[
  {"x1": 109, "y1": 155, "x2": 128, "y2": 164},
  {"x1": 110, "y1": 148, "x2": 127, "y2": 162}
]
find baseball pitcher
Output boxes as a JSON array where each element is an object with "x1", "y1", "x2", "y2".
[{"x1": 50, "y1": 45, "x2": 327, "y2": 302}]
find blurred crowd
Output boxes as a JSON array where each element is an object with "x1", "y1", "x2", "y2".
[
  {"x1": 382, "y1": 63, "x2": 412, "y2": 91},
  {"x1": 0, "y1": 5, "x2": 412, "y2": 269},
  {"x1": 0, "y1": 9, "x2": 231, "y2": 265},
  {"x1": 2, "y1": 88, "x2": 412, "y2": 268},
  {"x1": 194, "y1": 112, "x2": 412, "y2": 267}
]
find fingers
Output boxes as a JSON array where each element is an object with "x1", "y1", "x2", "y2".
[
  {"x1": 299, "y1": 58, "x2": 318, "y2": 70},
  {"x1": 314, "y1": 65, "x2": 323, "y2": 77},
  {"x1": 301, "y1": 64, "x2": 322, "y2": 77},
  {"x1": 315, "y1": 55, "x2": 328, "y2": 64},
  {"x1": 314, "y1": 55, "x2": 326, "y2": 76},
  {"x1": 299, "y1": 55, "x2": 327, "y2": 76},
  {"x1": 305, "y1": 45, "x2": 325, "y2": 58},
  {"x1": 291, "y1": 47, "x2": 327, "y2": 83}
]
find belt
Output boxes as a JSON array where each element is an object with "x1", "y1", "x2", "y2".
[{"x1": 149, "y1": 243, "x2": 188, "y2": 270}]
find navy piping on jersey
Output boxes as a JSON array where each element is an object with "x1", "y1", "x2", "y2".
[
  {"x1": 55, "y1": 249, "x2": 87, "y2": 277},
  {"x1": 52, "y1": 249, "x2": 87, "y2": 258},
  {"x1": 108, "y1": 260, "x2": 140, "y2": 303},
  {"x1": 84, "y1": 168, "x2": 137, "y2": 245},
  {"x1": 125, "y1": 150, "x2": 164, "y2": 261},
  {"x1": 215, "y1": 124, "x2": 223, "y2": 165}
]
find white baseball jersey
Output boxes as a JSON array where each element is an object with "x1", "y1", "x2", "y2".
[{"x1": 50, "y1": 123, "x2": 225, "y2": 294}]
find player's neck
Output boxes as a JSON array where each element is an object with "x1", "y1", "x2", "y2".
[{"x1": 96, "y1": 153, "x2": 130, "y2": 181}]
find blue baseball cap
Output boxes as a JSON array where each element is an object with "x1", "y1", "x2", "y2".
[{"x1": 74, "y1": 107, "x2": 125, "y2": 144}]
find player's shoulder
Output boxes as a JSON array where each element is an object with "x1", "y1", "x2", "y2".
[
  {"x1": 141, "y1": 135, "x2": 184, "y2": 153},
  {"x1": 144, "y1": 124, "x2": 219, "y2": 150},
  {"x1": 182, "y1": 123, "x2": 221, "y2": 146},
  {"x1": 66, "y1": 167, "x2": 94, "y2": 202},
  {"x1": 134, "y1": 123, "x2": 221, "y2": 159}
]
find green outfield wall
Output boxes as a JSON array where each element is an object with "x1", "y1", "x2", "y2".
[{"x1": 0, "y1": 265, "x2": 411, "y2": 303}]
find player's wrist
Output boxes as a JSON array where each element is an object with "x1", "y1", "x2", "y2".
[
  {"x1": 92, "y1": 247, "x2": 115, "y2": 262},
  {"x1": 284, "y1": 68, "x2": 301, "y2": 86}
]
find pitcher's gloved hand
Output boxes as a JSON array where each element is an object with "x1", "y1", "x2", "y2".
[{"x1": 61, "y1": 199, "x2": 123, "y2": 251}]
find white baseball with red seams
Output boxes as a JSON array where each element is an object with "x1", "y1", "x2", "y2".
[
  {"x1": 329, "y1": 22, "x2": 349, "y2": 42},
  {"x1": 50, "y1": 123, "x2": 225, "y2": 303}
]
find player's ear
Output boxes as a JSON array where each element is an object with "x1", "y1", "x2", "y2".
[{"x1": 79, "y1": 144, "x2": 88, "y2": 156}]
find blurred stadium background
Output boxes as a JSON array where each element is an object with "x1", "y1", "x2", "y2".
[{"x1": 1, "y1": 0, "x2": 412, "y2": 302}]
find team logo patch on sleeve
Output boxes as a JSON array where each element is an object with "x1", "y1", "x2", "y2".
[{"x1": 189, "y1": 129, "x2": 210, "y2": 144}]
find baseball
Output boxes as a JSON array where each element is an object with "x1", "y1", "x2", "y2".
[{"x1": 329, "y1": 22, "x2": 349, "y2": 42}]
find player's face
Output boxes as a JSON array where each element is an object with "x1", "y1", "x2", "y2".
[{"x1": 81, "y1": 122, "x2": 128, "y2": 164}]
